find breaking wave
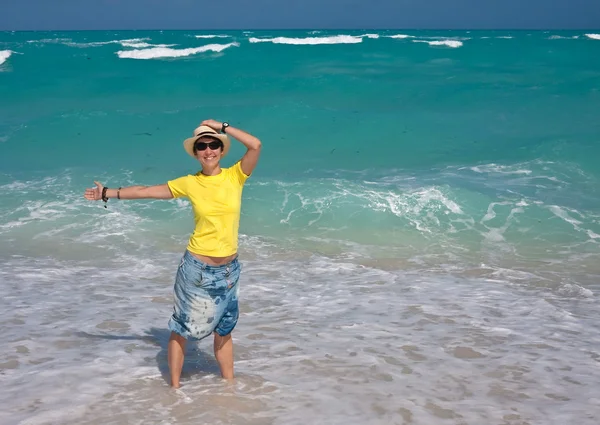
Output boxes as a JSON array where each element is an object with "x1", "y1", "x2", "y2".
[
  {"x1": 0, "y1": 50, "x2": 12, "y2": 65},
  {"x1": 116, "y1": 42, "x2": 239, "y2": 59},
  {"x1": 412, "y1": 39, "x2": 463, "y2": 48},
  {"x1": 248, "y1": 35, "x2": 363, "y2": 45}
]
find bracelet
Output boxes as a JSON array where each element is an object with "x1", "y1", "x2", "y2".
[
  {"x1": 101, "y1": 187, "x2": 108, "y2": 208},
  {"x1": 117, "y1": 187, "x2": 122, "y2": 200}
]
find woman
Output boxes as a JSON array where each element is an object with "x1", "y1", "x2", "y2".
[{"x1": 84, "y1": 119, "x2": 261, "y2": 388}]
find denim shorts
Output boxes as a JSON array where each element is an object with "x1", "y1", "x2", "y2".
[{"x1": 168, "y1": 250, "x2": 241, "y2": 340}]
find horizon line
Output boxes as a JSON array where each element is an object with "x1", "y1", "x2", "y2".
[{"x1": 2, "y1": 27, "x2": 600, "y2": 32}]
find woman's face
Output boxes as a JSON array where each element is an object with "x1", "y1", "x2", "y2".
[{"x1": 194, "y1": 137, "x2": 223, "y2": 167}]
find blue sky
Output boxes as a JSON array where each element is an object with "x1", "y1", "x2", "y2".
[{"x1": 1, "y1": 0, "x2": 599, "y2": 30}]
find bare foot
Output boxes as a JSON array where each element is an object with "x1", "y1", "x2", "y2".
[{"x1": 173, "y1": 388, "x2": 192, "y2": 404}]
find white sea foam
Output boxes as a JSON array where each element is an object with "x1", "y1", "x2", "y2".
[
  {"x1": 26, "y1": 38, "x2": 72, "y2": 44},
  {"x1": 413, "y1": 39, "x2": 463, "y2": 48},
  {"x1": 194, "y1": 34, "x2": 230, "y2": 39},
  {"x1": 481, "y1": 204, "x2": 525, "y2": 244},
  {"x1": 3, "y1": 249, "x2": 598, "y2": 425},
  {"x1": 549, "y1": 35, "x2": 579, "y2": 40},
  {"x1": 548, "y1": 205, "x2": 583, "y2": 226},
  {"x1": 585, "y1": 34, "x2": 600, "y2": 40},
  {"x1": 387, "y1": 34, "x2": 414, "y2": 39},
  {"x1": 116, "y1": 42, "x2": 239, "y2": 59},
  {"x1": 248, "y1": 35, "x2": 363, "y2": 45},
  {"x1": 547, "y1": 205, "x2": 599, "y2": 241},
  {"x1": 0, "y1": 50, "x2": 12, "y2": 65},
  {"x1": 420, "y1": 35, "x2": 471, "y2": 40},
  {"x1": 65, "y1": 38, "x2": 151, "y2": 48},
  {"x1": 365, "y1": 186, "x2": 464, "y2": 223},
  {"x1": 558, "y1": 283, "x2": 594, "y2": 298},
  {"x1": 463, "y1": 163, "x2": 533, "y2": 175},
  {"x1": 119, "y1": 42, "x2": 175, "y2": 49},
  {"x1": 270, "y1": 178, "x2": 464, "y2": 234},
  {"x1": 359, "y1": 33, "x2": 380, "y2": 39}
]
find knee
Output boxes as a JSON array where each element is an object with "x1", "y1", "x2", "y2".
[
  {"x1": 213, "y1": 332, "x2": 232, "y2": 349},
  {"x1": 170, "y1": 331, "x2": 187, "y2": 345}
]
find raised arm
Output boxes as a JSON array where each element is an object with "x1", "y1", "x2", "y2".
[
  {"x1": 84, "y1": 182, "x2": 173, "y2": 202},
  {"x1": 201, "y1": 119, "x2": 262, "y2": 176}
]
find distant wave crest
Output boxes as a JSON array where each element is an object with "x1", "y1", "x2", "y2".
[
  {"x1": 413, "y1": 39, "x2": 463, "y2": 48},
  {"x1": 194, "y1": 35, "x2": 230, "y2": 39},
  {"x1": 64, "y1": 38, "x2": 151, "y2": 48},
  {"x1": 359, "y1": 34, "x2": 380, "y2": 39},
  {"x1": 387, "y1": 34, "x2": 414, "y2": 39},
  {"x1": 120, "y1": 42, "x2": 175, "y2": 48},
  {"x1": 26, "y1": 37, "x2": 176, "y2": 49},
  {"x1": 585, "y1": 34, "x2": 600, "y2": 40},
  {"x1": 26, "y1": 38, "x2": 72, "y2": 44},
  {"x1": 116, "y1": 42, "x2": 239, "y2": 59},
  {"x1": 0, "y1": 50, "x2": 13, "y2": 65},
  {"x1": 248, "y1": 35, "x2": 363, "y2": 45}
]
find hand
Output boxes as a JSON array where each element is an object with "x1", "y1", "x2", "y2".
[
  {"x1": 84, "y1": 181, "x2": 104, "y2": 201},
  {"x1": 201, "y1": 119, "x2": 222, "y2": 132}
]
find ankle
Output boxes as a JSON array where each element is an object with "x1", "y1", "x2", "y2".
[{"x1": 221, "y1": 370, "x2": 234, "y2": 380}]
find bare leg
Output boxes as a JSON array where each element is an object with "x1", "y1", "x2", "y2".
[
  {"x1": 213, "y1": 332, "x2": 234, "y2": 379},
  {"x1": 168, "y1": 331, "x2": 187, "y2": 388}
]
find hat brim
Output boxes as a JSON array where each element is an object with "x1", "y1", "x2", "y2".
[{"x1": 183, "y1": 132, "x2": 230, "y2": 158}]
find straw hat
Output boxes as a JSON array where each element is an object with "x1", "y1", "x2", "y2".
[{"x1": 183, "y1": 125, "x2": 230, "y2": 158}]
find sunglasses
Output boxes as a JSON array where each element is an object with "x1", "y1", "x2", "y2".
[{"x1": 194, "y1": 140, "x2": 223, "y2": 152}]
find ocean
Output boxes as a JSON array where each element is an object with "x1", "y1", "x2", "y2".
[{"x1": 1, "y1": 29, "x2": 600, "y2": 424}]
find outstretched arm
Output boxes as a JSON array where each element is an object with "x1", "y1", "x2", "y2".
[
  {"x1": 84, "y1": 182, "x2": 173, "y2": 202},
  {"x1": 201, "y1": 119, "x2": 262, "y2": 176}
]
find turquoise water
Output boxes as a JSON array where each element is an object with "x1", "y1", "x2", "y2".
[{"x1": 1, "y1": 30, "x2": 600, "y2": 424}]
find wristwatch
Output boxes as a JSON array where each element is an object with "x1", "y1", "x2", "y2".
[{"x1": 221, "y1": 122, "x2": 230, "y2": 134}]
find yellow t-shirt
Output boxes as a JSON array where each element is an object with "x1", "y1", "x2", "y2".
[{"x1": 167, "y1": 161, "x2": 249, "y2": 257}]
